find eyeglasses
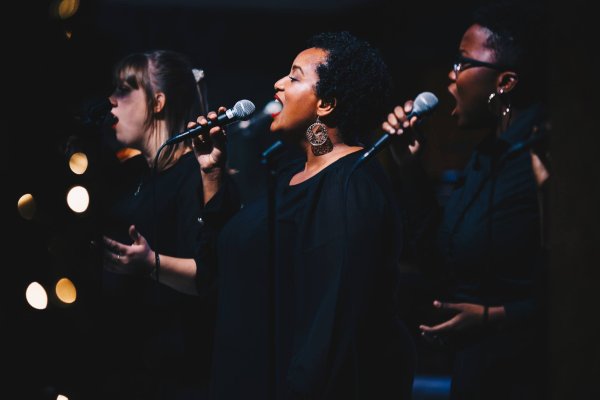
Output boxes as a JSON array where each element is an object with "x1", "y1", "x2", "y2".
[{"x1": 453, "y1": 55, "x2": 507, "y2": 77}]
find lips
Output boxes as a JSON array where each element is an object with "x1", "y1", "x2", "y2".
[{"x1": 107, "y1": 113, "x2": 118, "y2": 129}]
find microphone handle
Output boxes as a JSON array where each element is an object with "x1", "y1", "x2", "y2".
[
  {"x1": 165, "y1": 113, "x2": 231, "y2": 146},
  {"x1": 359, "y1": 133, "x2": 391, "y2": 162}
]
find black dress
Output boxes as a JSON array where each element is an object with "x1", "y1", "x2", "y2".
[
  {"x1": 100, "y1": 151, "x2": 214, "y2": 400},
  {"x1": 203, "y1": 150, "x2": 416, "y2": 399}
]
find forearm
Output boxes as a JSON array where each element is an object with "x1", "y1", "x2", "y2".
[
  {"x1": 487, "y1": 305, "x2": 507, "y2": 326},
  {"x1": 149, "y1": 252, "x2": 199, "y2": 295}
]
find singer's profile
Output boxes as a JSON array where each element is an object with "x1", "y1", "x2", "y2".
[
  {"x1": 98, "y1": 49, "x2": 239, "y2": 400},
  {"x1": 385, "y1": 2, "x2": 549, "y2": 399},
  {"x1": 102, "y1": 31, "x2": 417, "y2": 400}
]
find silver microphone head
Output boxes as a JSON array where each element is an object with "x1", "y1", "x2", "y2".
[
  {"x1": 232, "y1": 99, "x2": 256, "y2": 120},
  {"x1": 412, "y1": 92, "x2": 439, "y2": 117}
]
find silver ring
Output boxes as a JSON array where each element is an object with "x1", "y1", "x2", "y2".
[{"x1": 117, "y1": 253, "x2": 121, "y2": 260}]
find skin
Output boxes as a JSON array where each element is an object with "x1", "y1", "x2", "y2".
[
  {"x1": 103, "y1": 47, "x2": 365, "y2": 295},
  {"x1": 381, "y1": 24, "x2": 525, "y2": 338},
  {"x1": 108, "y1": 82, "x2": 167, "y2": 165},
  {"x1": 272, "y1": 47, "x2": 362, "y2": 184}
]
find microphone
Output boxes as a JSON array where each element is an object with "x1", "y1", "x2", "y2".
[
  {"x1": 165, "y1": 99, "x2": 256, "y2": 146},
  {"x1": 357, "y1": 91, "x2": 439, "y2": 164},
  {"x1": 235, "y1": 100, "x2": 282, "y2": 137}
]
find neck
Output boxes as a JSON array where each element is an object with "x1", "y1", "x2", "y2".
[
  {"x1": 141, "y1": 121, "x2": 167, "y2": 166},
  {"x1": 302, "y1": 129, "x2": 360, "y2": 172}
]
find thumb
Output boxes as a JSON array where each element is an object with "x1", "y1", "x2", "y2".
[{"x1": 129, "y1": 225, "x2": 140, "y2": 243}]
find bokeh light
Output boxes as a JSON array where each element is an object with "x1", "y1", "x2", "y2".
[
  {"x1": 66, "y1": 186, "x2": 89, "y2": 213},
  {"x1": 68, "y1": 152, "x2": 88, "y2": 175},
  {"x1": 55, "y1": 278, "x2": 77, "y2": 304},
  {"x1": 26, "y1": 282, "x2": 48, "y2": 310},
  {"x1": 17, "y1": 193, "x2": 36, "y2": 220}
]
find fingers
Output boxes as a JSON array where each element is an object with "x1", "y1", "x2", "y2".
[
  {"x1": 419, "y1": 316, "x2": 456, "y2": 334},
  {"x1": 433, "y1": 300, "x2": 465, "y2": 312},
  {"x1": 129, "y1": 225, "x2": 139, "y2": 242},
  {"x1": 102, "y1": 235, "x2": 127, "y2": 263}
]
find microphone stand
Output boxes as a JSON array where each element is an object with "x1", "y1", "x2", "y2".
[{"x1": 260, "y1": 139, "x2": 284, "y2": 400}]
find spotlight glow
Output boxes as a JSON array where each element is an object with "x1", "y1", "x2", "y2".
[
  {"x1": 57, "y1": 395, "x2": 69, "y2": 400},
  {"x1": 58, "y1": 0, "x2": 79, "y2": 19},
  {"x1": 26, "y1": 282, "x2": 48, "y2": 310},
  {"x1": 17, "y1": 193, "x2": 36, "y2": 220},
  {"x1": 69, "y1": 152, "x2": 88, "y2": 175},
  {"x1": 55, "y1": 278, "x2": 77, "y2": 304},
  {"x1": 66, "y1": 186, "x2": 89, "y2": 213}
]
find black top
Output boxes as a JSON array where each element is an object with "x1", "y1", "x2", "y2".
[
  {"x1": 201, "y1": 150, "x2": 415, "y2": 399},
  {"x1": 436, "y1": 105, "x2": 544, "y2": 324},
  {"x1": 101, "y1": 151, "x2": 214, "y2": 396}
]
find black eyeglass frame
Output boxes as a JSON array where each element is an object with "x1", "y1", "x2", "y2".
[{"x1": 453, "y1": 55, "x2": 510, "y2": 76}]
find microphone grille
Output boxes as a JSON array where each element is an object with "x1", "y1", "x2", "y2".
[
  {"x1": 412, "y1": 92, "x2": 439, "y2": 116},
  {"x1": 233, "y1": 99, "x2": 256, "y2": 119}
]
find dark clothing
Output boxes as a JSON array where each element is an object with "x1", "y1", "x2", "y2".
[
  {"x1": 415, "y1": 105, "x2": 547, "y2": 399},
  {"x1": 101, "y1": 152, "x2": 214, "y2": 400},
  {"x1": 199, "y1": 150, "x2": 416, "y2": 399}
]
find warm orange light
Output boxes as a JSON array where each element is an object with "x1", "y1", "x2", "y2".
[
  {"x1": 58, "y1": 0, "x2": 79, "y2": 19},
  {"x1": 69, "y1": 152, "x2": 88, "y2": 175},
  {"x1": 55, "y1": 278, "x2": 77, "y2": 304},
  {"x1": 17, "y1": 193, "x2": 36, "y2": 220}
]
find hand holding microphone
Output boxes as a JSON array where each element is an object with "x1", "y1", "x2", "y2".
[
  {"x1": 358, "y1": 92, "x2": 438, "y2": 164},
  {"x1": 164, "y1": 99, "x2": 255, "y2": 172}
]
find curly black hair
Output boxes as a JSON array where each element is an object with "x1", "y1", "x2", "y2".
[{"x1": 306, "y1": 31, "x2": 392, "y2": 144}]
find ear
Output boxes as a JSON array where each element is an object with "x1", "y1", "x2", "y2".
[
  {"x1": 497, "y1": 71, "x2": 518, "y2": 94},
  {"x1": 154, "y1": 92, "x2": 166, "y2": 113},
  {"x1": 316, "y1": 97, "x2": 336, "y2": 118}
]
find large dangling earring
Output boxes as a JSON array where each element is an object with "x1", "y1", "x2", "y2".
[{"x1": 306, "y1": 116, "x2": 333, "y2": 156}]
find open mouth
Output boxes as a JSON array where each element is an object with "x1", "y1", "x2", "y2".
[{"x1": 271, "y1": 96, "x2": 283, "y2": 118}]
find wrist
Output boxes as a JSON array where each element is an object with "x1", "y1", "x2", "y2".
[
  {"x1": 201, "y1": 165, "x2": 224, "y2": 178},
  {"x1": 148, "y1": 250, "x2": 158, "y2": 280}
]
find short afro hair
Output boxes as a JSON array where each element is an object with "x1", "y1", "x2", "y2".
[
  {"x1": 473, "y1": 1, "x2": 547, "y2": 104},
  {"x1": 307, "y1": 31, "x2": 392, "y2": 144}
]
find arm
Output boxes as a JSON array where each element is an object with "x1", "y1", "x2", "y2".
[
  {"x1": 191, "y1": 107, "x2": 228, "y2": 205},
  {"x1": 103, "y1": 225, "x2": 200, "y2": 295}
]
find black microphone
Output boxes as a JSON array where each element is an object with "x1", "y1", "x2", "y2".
[
  {"x1": 357, "y1": 92, "x2": 439, "y2": 164},
  {"x1": 165, "y1": 99, "x2": 256, "y2": 146}
]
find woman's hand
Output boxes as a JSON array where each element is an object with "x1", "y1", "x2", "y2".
[
  {"x1": 419, "y1": 300, "x2": 487, "y2": 337},
  {"x1": 103, "y1": 225, "x2": 154, "y2": 276},
  {"x1": 191, "y1": 106, "x2": 228, "y2": 173},
  {"x1": 381, "y1": 100, "x2": 421, "y2": 154}
]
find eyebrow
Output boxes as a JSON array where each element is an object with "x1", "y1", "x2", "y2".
[{"x1": 291, "y1": 65, "x2": 304, "y2": 75}]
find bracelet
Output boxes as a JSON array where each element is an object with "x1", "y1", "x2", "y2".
[{"x1": 149, "y1": 253, "x2": 160, "y2": 281}]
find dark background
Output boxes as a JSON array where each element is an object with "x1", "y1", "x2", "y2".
[{"x1": 4, "y1": 0, "x2": 599, "y2": 398}]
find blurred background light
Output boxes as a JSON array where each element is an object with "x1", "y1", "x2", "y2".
[
  {"x1": 66, "y1": 186, "x2": 89, "y2": 213},
  {"x1": 26, "y1": 282, "x2": 49, "y2": 310}
]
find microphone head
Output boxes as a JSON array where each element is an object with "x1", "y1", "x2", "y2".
[
  {"x1": 232, "y1": 99, "x2": 256, "y2": 120},
  {"x1": 412, "y1": 92, "x2": 439, "y2": 117},
  {"x1": 263, "y1": 99, "x2": 282, "y2": 115}
]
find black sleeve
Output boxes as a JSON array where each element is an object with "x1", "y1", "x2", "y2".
[{"x1": 193, "y1": 173, "x2": 241, "y2": 296}]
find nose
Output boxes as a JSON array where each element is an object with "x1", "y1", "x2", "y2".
[
  {"x1": 108, "y1": 95, "x2": 117, "y2": 108},
  {"x1": 274, "y1": 76, "x2": 286, "y2": 91},
  {"x1": 448, "y1": 67, "x2": 457, "y2": 82}
]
